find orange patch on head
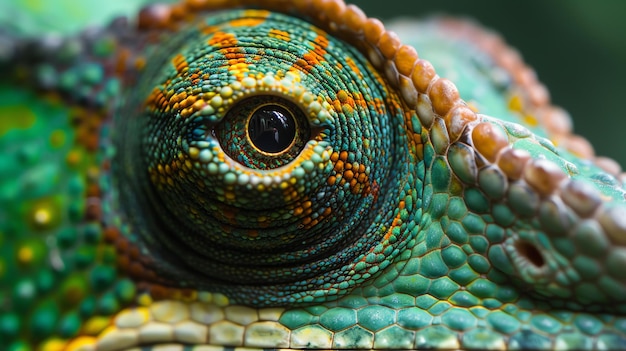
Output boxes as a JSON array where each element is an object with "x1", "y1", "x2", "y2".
[
  {"x1": 228, "y1": 17, "x2": 266, "y2": 28},
  {"x1": 336, "y1": 90, "x2": 357, "y2": 108},
  {"x1": 345, "y1": 57, "x2": 363, "y2": 79},
  {"x1": 302, "y1": 52, "x2": 322, "y2": 68},
  {"x1": 269, "y1": 29, "x2": 290, "y2": 41},
  {"x1": 373, "y1": 97, "x2": 389, "y2": 115},
  {"x1": 294, "y1": 33, "x2": 330, "y2": 72},
  {"x1": 313, "y1": 33, "x2": 329, "y2": 55},
  {"x1": 294, "y1": 58, "x2": 313, "y2": 72},
  {"x1": 327, "y1": 151, "x2": 372, "y2": 196},
  {"x1": 172, "y1": 54, "x2": 188, "y2": 73},
  {"x1": 293, "y1": 197, "x2": 317, "y2": 228},
  {"x1": 145, "y1": 87, "x2": 168, "y2": 111},
  {"x1": 220, "y1": 48, "x2": 246, "y2": 61},
  {"x1": 199, "y1": 23, "x2": 219, "y2": 35},
  {"x1": 208, "y1": 31, "x2": 238, "y2": 47}
]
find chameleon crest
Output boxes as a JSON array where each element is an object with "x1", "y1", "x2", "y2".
[{"x1": 1, "y1": 1, "x2": 625, "y2": 350}]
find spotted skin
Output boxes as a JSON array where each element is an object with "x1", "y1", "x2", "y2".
[{"x1": 1, "y1": 1, "x2": 626, "y2": 351}]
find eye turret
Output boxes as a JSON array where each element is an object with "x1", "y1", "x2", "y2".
[{"x1": 113, "y1": 9, "x2": 416, "y2": 304}]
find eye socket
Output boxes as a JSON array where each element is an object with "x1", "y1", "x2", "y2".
[
  {"x1": 247, "y1": 103, "x2": 297, "y2": 154},
  {"x1": 217, "y1": 95, "x2": 311, "y2": 170}
]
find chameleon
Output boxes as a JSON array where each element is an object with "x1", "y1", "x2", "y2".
[{"x1": 1, "y1": 0, "x2": 626, "y2": 350}]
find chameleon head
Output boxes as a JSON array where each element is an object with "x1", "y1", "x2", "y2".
[
  {"x1": 7, "y1": 1, "x2": 626, "y2": 350},
  {"x1": 106, "y1": 1, "x2": 626, "y2": 312}
]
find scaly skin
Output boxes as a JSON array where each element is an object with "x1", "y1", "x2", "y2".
[{"x1": 1, "y1": 1, "x2": 626, "y2": 350}]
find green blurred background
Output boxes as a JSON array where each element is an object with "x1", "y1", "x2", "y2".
[
  {"x1": 355, "y1": 0, "x2": 626, "y2": 167},
  {"x1": 3, "y1": 0, "x2": 625, "y2": 166}
]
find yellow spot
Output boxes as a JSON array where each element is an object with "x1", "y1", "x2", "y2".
[
  {"x1": 0, "y1": 105, "x2": 37, "y2": 137},
  {"x1": 522, "y1": 114, "x2": 539, "y2": 127},
  {"x1": 40, "y1": 338, "x2": 68, "y2": 351},
  {"x1": 29, "y1": 198, "x2": 61, "y2": 231},
  {"x1": 66, "y1": 336, "x2": 97, "y2": 351},
  {"x1": 138, "y1": 293, "x2": 153, "y2": 307},
  {"x1": 508, "y1": 94, "x2": 523, "y2": 112},
  {"x1": 135, "y1": 56, "x2": 146, "y2": 70},
  {"x1": 49, "y1": 129, "x2": 66, "y2": 148},
  {"x1": 189, "y1": 146, "x2": 200, "y2": 160},
  {"x1": 33, "y1": 207, "x2": 52, "y2": 226},
  {"x1": 66, "y1": 149, "x2": 83, "y2": 167},
  {"x1": 83, "y1": 316, "x2": 112, "y2": 336},
  {"x1": 242, "y1": 9, "x2": 270, "y2": 18},
  {"x1": 17, "y1": 246, "x2": 34, "y2": 264},
  {"x1": 229, "y1": 17, "x2": 266, "y2": 27},
  {"x1": 87, "y1": 166, "x2": 100, "y2": 178},
  {"x1": 225, "y1": 191, "x2": 236, "y2": 201},
  {"x1": 450, "y1": 176, "x2": 464, "y2": 196}
]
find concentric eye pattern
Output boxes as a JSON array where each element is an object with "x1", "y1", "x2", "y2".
[
  {"x1": 217, "y1": 95, "x2": 310, "y2": 170},
  {"x1": 115, "y1": 10, "x2": 416, "y2": 304}
]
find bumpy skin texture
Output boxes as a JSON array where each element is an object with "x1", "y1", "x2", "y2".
[{"x1": 2, "y1": 1, "x2": 626, "y2": 351}]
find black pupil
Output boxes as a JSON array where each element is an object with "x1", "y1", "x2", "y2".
[{"x1": 248, "y1": 104, "x2": 297, "y2": 153}]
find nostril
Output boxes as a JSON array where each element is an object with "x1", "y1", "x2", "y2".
[{"x1": 514, "y1": 240, "x2": 545, "y2": 267}]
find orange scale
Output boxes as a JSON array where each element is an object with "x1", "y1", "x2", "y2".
[
  {"x1": 327, "y1": 175, "x2": 337, "y2": 186},
  {"x1": 343, "y1": 170, "x2": 354, "y2": 181},
  {"x1": 429, "y1": 78, "x2": 460, "y2": 116},
  {"x1": 342, "y1": 3, "x2": 367, "y2": 33},
  {"x1": 472, "y1": 122, "x2": 509, "y2": 163},
  {"x1": 394, "y1": 45, "x2": 419, "y2": 77},
  {"x1": 497, "y1": 148, "x2": 531, "y2": 180},
  {"x1": 378, "y1": 31, "x2": 401, "y2": 60},
  {"x1": 228, "y1": 13, "x2": 268, "y2": 27},
  {"x1": 363, "y1": 17, "x2": 385, "y2": 45},
  {"x1": 411, "y1": 59, "x2": 436, "y2": 94}
]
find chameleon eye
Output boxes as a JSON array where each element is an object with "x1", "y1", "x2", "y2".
[
  {"x1": 112, "y1": 9, "x2": 413, "y2": 298},
  {"x1": 217, "y1": 95, "x2": 310, "y2": 169}
]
